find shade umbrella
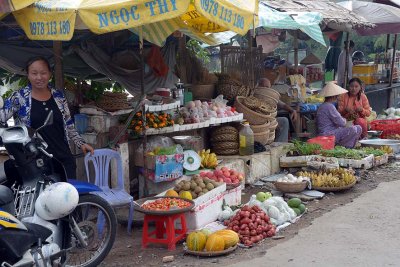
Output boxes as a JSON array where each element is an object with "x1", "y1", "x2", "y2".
[
  {"x1": 338, "y1": 0, "x2": 400, "y2": 35},
  {"x1": 1, "y1": 0, "x2": 257, "y2": 41}
]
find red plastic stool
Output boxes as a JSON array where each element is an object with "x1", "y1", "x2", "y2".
[{"x1": 142, "y1": 213, "x2": 187, "y2": 250}]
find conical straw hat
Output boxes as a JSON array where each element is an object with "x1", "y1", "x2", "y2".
[
  {"x1": 300, "y1": 53, "x2": 322, "y2": 65},
  {"x1": 319, "y1": 82, "x2": 348, "y2": 97}
]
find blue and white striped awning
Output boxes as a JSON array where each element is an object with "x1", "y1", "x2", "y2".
[{"x1": 258, "y1": 3, "x2": 326, "y2": 46}]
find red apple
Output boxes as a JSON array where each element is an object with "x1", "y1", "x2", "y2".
[
  {"x1": 221, "y1": 167, "x2": 229, "y2": 172},
  {"x1": 224, "y1": 178, "x2": 232, "y2": 184}
]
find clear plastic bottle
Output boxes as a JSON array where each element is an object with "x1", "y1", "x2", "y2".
[{"x1": 239, "y1": 122, "x2": 254, "y2": 156}]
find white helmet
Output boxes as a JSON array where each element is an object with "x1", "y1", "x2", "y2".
[{"x1": 35, "y1": 182, "x2": 79, "y2": 220}]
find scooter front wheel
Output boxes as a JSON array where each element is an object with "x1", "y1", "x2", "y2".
[{"x1": 65, "y1": 194, "x2": 117, "y2": 267}]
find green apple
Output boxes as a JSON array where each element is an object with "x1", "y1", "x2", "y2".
[{"x1": 256, "y1": 192, "x2": 268, "y2": 202}]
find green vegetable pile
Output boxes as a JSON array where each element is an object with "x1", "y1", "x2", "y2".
[
  {"x1": 287, "y1": 140, "x2": 322, "y2": 156},
  {"x1": 321, "y1": 146, "x2": 366, "y2": 159},
  {"x1": 358, "y1": 147, "x2": 385, "y2": 157}
]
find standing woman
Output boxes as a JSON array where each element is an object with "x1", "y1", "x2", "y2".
[
  {"x1": 0, "y1": 56, "x2": 94, "y2": 179},
  {"x1": 338, "y1": 77, "x2": 371, "y2": 138}
]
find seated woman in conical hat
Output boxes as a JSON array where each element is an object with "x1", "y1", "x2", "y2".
[{"x1": 316, "y1": 82, "x2": 362, "y2": 148}]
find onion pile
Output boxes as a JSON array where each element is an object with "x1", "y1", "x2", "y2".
[{"x1": 223, "y1": 205, "x2": 276, "y2": 246}]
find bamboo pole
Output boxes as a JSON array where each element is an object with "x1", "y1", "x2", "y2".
[
  {"x1": 294, "y1": 31, "x2": 299, "y2": 73},
  {"x1": 388, "y1": 34, "x2": 397, "y2": 108},
  {"x1": 343, "y1": 32, "x2": 350, "y2": 88},
  {"x1": 53, "y1": 41, "x2": 64, "y2": 90}
]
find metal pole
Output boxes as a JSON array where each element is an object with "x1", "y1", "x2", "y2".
[
  {"x1": 294, "y1": 31, "x2": 299, "y2": 73},
  {"x1": 388, "y1": 34, "x2": 397, "y2": 108},
  {"x1": 53, "y1": 41, "x2": 64, "y2": 90},
  {"x1": 344, "y1": 32, "x2": 350, "y2": 88}
]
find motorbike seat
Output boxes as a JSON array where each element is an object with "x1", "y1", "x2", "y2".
[{"x1": 24, "y1": 222, "x2": 52, "y2": 241}]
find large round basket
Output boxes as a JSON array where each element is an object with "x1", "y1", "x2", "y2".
[
  {"x1": 190, "y1": 84, "x2": 216, "y2": 100},
  {"x1": 134, "y1": 196, "x2": 195, "y2": 216},
  {"x1": 184, "y1": 245, "x2": 237, "y2": 257},
  {"x1": 234, "y1": 97, "x2": 272, "y2": 124},
  {"x1": 217, "y1": 81, "x2": 250, "y2": 102},
  {"x1": 250, "y1": 121, "x2": 271, "y2": 133},
  {"x1": 254, "y1": 92, "x2": 279, "y2": 105},
  {"x1": 312, "y1": 180, "x2": 356, "y2": 192},
  {"x1": 212, "y1": 141, "x2": 239, "y2": 151},
  {"x1": 254, "y1": 131, "x2": 270, "y2": 145},
  {"x1": 274, "y1": 181, "x2": 308, "y2": 193},
  {"x1": 254, "y1": 87, "x2": 281, "y2": 102},
  {"x1": 269, "y1": 118, "x2": 279, "y2": 131},
  {"x1": 268, "y1": 131, "x2": 275, "y2": 143}
]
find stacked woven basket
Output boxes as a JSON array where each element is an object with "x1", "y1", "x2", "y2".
[
  {"x1": 96, "y1": 92, "x2": 131, "y2": 112},
  {"x1": 210, "y1": 126, "x2": 239, "y2": 155},
  {"x1": 215, "y1": 74, "x2": 251, "y2": 104},
  {"x1": 234, "y1": 87, "x2": 280, "y2": 145}
]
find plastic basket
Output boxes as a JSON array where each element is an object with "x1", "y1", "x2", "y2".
[
  {"x1": 307, "y1": 136, "x2": 335, "y2": 150},
  {"x1": 370, "y1": 119, "x2": 400, "y2": 138}
]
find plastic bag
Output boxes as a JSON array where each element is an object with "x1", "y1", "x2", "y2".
[
  {"x1": 136, "y1": 136, "x2": 174, "y2": 153},
  {"x1": 211, "y1": 94, "x2": 228, "y2": 107}
]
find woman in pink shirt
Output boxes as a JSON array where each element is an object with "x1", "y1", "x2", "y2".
[{"x1": 338, "y1": 78, "x2": 371, "y2": 138}]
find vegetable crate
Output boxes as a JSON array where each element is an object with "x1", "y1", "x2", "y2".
[
  {"x1": 336, "y1": 154, "x2": 374, "y2": 169},
  {"x1": 374, "y1": 154, "x2": 389, "y2": 167},
  {"x1": 370, "y1": 119, "x2": 400, "y2": 138}
]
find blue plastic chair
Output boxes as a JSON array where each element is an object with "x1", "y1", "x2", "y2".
[{"x1": 84, "y1": 149, "x2": 134, "y2": 233}]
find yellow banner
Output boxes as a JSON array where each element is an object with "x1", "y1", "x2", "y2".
[
  {"x1": 12, "y1": 0, "x2": 190, "y2": 40},
  {"x1": 194, "y1": 0, "x2": 257, "y2": 35},
  {"x1": 180, "y1": 3, "x2": 227, "y2": 33},
  {"x1": 79, "y1": 0, "x2": 190, "y2": 35}
]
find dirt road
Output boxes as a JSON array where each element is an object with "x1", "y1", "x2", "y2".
[{"x1": 100, "y1": 162, "x2": 400, "y2": 267}]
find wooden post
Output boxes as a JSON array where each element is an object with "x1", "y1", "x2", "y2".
[
  {"x1": 178, "y1": 36, "x2": 187, "y2": 83},
  {"x1": 388, "y1": 34, "x2": 397, "y2": 108},
  {"x1": 343, "y1": 32, "x2": 350, "y2": 88},
  {"x1": 53, "y1": 41, "x2": 64, "y2": 90},
  {"x1": 294, "y1": 31, "x2": 299, "y2": 73}
]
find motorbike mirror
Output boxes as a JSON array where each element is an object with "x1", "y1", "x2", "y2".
[{"x1": 35, "y1": 110, "x2": 53, "y2": 135}]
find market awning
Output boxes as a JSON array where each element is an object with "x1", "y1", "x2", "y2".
[
  {"x1": 1, "y1": 0, "x2": 258, "y2": 41},
  {"x1": 260, "y1": 0, "x2": 374, "y2": 32},
  {"x1": 338, "y1": 1, "x2": 400, "y2": 35},
  {"x1": 258, "y1": 3, "x2": 325, "y2": 46}
]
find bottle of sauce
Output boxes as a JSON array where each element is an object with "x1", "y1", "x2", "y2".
[{"x1": 239, "y1": 121, "x2": 254, "y2": 156}]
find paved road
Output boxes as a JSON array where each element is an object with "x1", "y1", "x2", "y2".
[{"x1": 229, "y1": 180, "x2": 400, "y2": 267}]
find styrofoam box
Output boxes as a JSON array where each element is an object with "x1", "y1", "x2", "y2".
[
  {"x1": 223, "y1": 185, "x2": 243, "y2": 206},
  {"x1": 87, "y1": 115, "x2": 119, "y2": 133},
  {"x1": 337, "y1": 154, "x2": 374, "y2": 169},
  {"x1": 374, "y1": 153, "x2": 389, "y2": 167},
  {"x1": 185, "y1": 193, "x2": 224, "y2": 230},
  {"x1": 157, "y1": 182, "x2": 226, "y2": 206}
]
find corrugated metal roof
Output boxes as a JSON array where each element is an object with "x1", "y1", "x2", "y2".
[{"x1": 261, "y1": 0, "x2": 374, "y2": 31}]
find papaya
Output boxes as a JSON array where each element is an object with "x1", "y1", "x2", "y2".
[
  {"x1": 186, "y1": 231, "x2": 207, "y2": 251},
  {"x1": 179, "y1": 191, "x2": 192, "y2": 200},
  {"x1": 214, "y1": 230, "x2": 239, "y2": 249},
  {"x1": 292, "y1": 208, "x2": 301, "y2": 216},
  {"x1": 298, "y1": 203, "x2": 306, "y2": 214},
  {"x1": 287, "y1": 198, "x2": 301, "y2": 208},
  {"x1": 165, "y1": 189, "x2": 179, "y2": 197},
  {"x1": 205, "y1": 234, "x2": 225, "y2": 252}
]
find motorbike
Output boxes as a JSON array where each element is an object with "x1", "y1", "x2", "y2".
[{"x1": 0, "y1": 110, "x2": 117, "y2": 267}]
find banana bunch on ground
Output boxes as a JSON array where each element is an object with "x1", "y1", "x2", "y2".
[
  {"x1": 379, "y1": 145, "x2": 393, "y2": 155},
  {"x1": 198, "y1": 149, "x2": 218, "y2": 169},
  {"x1": 297, "y1": 168, "x2": 356, "y2": 188}
]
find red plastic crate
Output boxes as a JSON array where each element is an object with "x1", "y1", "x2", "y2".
[
  {"x1": 307, "y1": 135, "x2": 335, "y2": 150},
  {"x1": 370, "y1": 119, "x2": 400, "y2": 138}
]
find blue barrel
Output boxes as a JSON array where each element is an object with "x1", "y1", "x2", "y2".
[{"x1": 74, "y1": 114, "x2": 88, "y2": 134}]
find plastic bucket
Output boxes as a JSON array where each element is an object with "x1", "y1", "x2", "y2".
[
  {"x1": 307, "y1": 135, "x2": 335, "y2": 150},
  {"x1": 74, "y1": 114, "x2": 88, "y2": 134}
]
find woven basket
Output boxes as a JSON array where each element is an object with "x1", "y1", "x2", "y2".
[
  {"x1": 217, "y1": 81, "x2": 250, "y2": 102},
  {"x1": 254, "y1": 87, "x2": 281, "y2": 102},
  {"x1": 211, "y1": 133, "x2": 238, "y2": 142},
  {"x1": 254, "y1": 92, "x2": 279, "y2": 105},
  {"x1": 212, "y1": 141, "x2": 239, "y2": 150},
  {"x1": 250, "y1": 121, "x2": 271, "y2": 134},
  {"x1": 234, "y1": 97, "x2": 272, "y2": 125},
  {"x1": 268, "y1": 131, "x2": 275, "y2": 143},
  {"x1": 269, "y1": 118, "x2": 279, "y2": 131},
  {"x1": 274, "y1": 181, "x2": 307, "y2": 193},
  {"x1": 191, "y1": 84, "x2": 215, "y2": 100},
  {"x1": 253, "y1": 132, "x2": 270, "y2": 145},
  {"x1": 213, "y1": 148, "x2": 239, "y2": 156},
  {"x1": 212, "y1": 126, "x2": 238, "y2": 136}
]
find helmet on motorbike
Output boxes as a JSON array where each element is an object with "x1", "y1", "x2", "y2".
[
  {"x1": 352, "y1": 51, "x2": 365, "y2": 62},
  {"x1": 35, "y1": 182, "x2": 79, "y2": 220}
]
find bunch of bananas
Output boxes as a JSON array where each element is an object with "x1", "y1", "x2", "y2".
[
  {"x1": 379, "y1": 145, "x2": 394, "y2": 155},
  {"x1": 198, "y1": 149, "x2": 218, "y2": 169},
  {"x1": 297, "y1": 168, "x2": 356, "y2": 188}
]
